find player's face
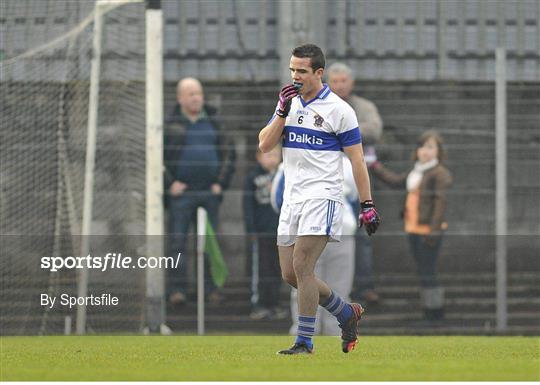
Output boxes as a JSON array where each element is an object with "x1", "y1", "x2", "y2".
[
  {"x1": 327, "y1": 72, "x2": 354, "y2": 99},
  {"x1": 417, "y1": 137, "x2": 439, "y2": 163},
  {"x1": 289, "y1": 56, "x2": 323, "y2": 98}
]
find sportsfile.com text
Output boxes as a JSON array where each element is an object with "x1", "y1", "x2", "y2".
[{"x1": 40, "y1": 253, "x2": 181, "y2": 272}]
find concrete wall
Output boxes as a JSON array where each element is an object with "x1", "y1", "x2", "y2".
[{"x1": 2, "y1": 0, "x2": 539, "y2": 81}]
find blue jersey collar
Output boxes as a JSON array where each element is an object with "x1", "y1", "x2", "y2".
[{"x1": 299, "y1": 83, "x2": 331, "y2": 107}]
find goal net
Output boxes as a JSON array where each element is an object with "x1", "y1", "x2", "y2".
[{"x1": 1, "y1": 0, "x2": 148, "y2": 335}]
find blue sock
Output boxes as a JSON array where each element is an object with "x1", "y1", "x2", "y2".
[
  {"x1": 321, "y1": 290, "x2": 353, "y2": 325},
  {"x1": 295, "y1": 315, "x2": 315, "y2": 348}
]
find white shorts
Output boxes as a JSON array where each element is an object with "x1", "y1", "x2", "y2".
[{"x1": 277, "y1": 199, "x2": 343, "y2": 247}]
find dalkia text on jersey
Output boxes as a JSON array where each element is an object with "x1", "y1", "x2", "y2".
[{"x1": 288, "y1": 132, "x2": 323, "y2": 145}]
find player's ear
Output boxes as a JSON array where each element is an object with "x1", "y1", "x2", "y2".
[{"x1": 315, "y1": 68, "x2": 324, "y2": 79}]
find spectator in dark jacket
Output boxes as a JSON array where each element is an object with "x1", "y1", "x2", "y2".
[
  {"x1": 243, "y1": 146, "x2": 284, "y2": 320},
  {"x1": 164, "y1": 77, "x2": 236, "y2": 305}
]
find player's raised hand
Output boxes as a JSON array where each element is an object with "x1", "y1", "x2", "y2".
[
  {"x1": 276, "y1": 84, "x2": 299, "y2": 118},
  {"x1": 359, "y1": 200, "x2": 380, "y2": 236}
]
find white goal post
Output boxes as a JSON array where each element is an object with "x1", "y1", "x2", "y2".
[
  {"x1": 144, "y1": 0, "x2": 165, "y2": 334},
  {"x1": 77, "y1": 0, "x2": 165, "y2": 335}
]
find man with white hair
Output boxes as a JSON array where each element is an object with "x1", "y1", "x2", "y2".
[
  {"x1": 327, "y1": 62, "x2": 383, "y2": 305},
  {"x1": 326, "y1": 63, "x2": 383, "y2": 146}
]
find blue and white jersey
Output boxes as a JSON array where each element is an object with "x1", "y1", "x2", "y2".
[{"x1": 272, "y1": 84, "x2": 362, "y2": 204}]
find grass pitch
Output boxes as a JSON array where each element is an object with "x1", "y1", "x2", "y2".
[{"x1": 1, "y1": 335, "x2": 538, "y2": 381}]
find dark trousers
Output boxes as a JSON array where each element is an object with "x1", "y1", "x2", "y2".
[
  {"x1": 167, "y1": 191, "x2": 220, "y2": 296},
  {"x1": 353, "y1": 232, "x2": 375, "y2": 293},
  {"x1": 350, "y1": 200, "x2": 375, "y2": 294},
  {"x1": 253, "y1": 235, "x2": 282, "y2": 308},
  {"x1": 408, "y1": 233, "x2": 443, "y2": 288}
]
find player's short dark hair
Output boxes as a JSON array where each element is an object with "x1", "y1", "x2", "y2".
[{"x1": 292, "y1": 44, "x2": 325, "y2": 72}]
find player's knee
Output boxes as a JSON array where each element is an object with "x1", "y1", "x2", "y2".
[
  {"x1": 292, "y1": 256, "x2": 313, "y2": 281},
  {"x1": 281, "y1": 270, "x2": 297, "y2": 287}
]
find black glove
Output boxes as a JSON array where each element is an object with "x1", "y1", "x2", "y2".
[
  {"x1": 275, "y1": 84, "x2": 299, "y2": 118},
  {"x1": 358, "y1": 200, "x2": 381, "y2": 236}
]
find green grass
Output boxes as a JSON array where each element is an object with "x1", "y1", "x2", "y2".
[{"x1": 1, "y1": 336, "x2": 539, "y2": 381}]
